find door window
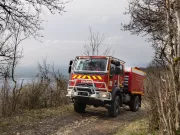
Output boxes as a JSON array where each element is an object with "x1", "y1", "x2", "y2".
[
  {"x1": 119, "y1": 65, "x2": 124, "y2": 75},
  {"x1": 110, "y1": 63, "x2": 116, "y2": 75}
]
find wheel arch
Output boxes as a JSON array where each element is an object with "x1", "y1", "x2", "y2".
[
  {"x1": 130, "y1": 94, "x2": 142, "y2": 109},
  {"x1": 111, "y1": 87, "x2": 123, "y2": 106}
]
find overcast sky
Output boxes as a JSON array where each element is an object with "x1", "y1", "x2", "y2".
[{"x1": 17, "y1": 0, "x2": 154, "y2": 76}]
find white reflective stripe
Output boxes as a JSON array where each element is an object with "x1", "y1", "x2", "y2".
[{"x1": 132, "y1": 68, "x2": 145, "y2": 76}]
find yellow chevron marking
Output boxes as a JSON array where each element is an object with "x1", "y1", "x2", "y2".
[
  {"x1": 97, "y1": 76, "x2": 102, "y2": 80},
  {"x1": 87, "y1": 76, "x2": 91, "y2": 79},
  {"x1": 74, "y1": 75, "x2": 102, "y2": 80},
  {"x1": 77, "y1": 75, "x2": 82, "y2": 79},
  {"x1": 73, "y1": 75, "x2": 77, "y2": 79},
  {"x1": 82, "y1": 75, "x2": 87, "y2": 79}
]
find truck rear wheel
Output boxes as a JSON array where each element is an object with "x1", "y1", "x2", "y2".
[
  {"x1": 129, "y1": 95, "x2": 140, "y2": 112},
  {"x1": 108, "y1": 95, "x2": 120, "y2": 117},
  {"x1": 74, "y1": 99, "x2": 86, "y2": 113}
]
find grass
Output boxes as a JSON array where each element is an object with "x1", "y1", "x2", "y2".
[
  {"x1": 0, "y1": 105, "x2": 73, "y2": 133},
  {"x1": 114, "y1": 118, "x2": 150, "y2": 135}
]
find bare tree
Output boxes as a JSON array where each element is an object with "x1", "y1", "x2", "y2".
[
  {"x1": 0, "y1": 0, "x2": 67, "y2": 74},
  {"x1": 84, "y1": 27, "x2": 111, "y2": 56},
  {"x1": 0, "y1": 0, "x2": 66, "y2": 35},
  {"x1": 123, "y1": 0, "x2": 167, "y2": 59},
  {"x1": 0, "y1": 65, "x2": 11, "y2": 116},
  {"x1": 124, "y1": 0, "x2": 180, "y2": 134},
  {"x1": 10, "y1": 25, "x2": 28, "y2": 112},
  {"x1": 0, "y1": 33, "x2": 14, "y2": 69},
  {"x1": 0, "y1": 24, "x2": 27, "y2": 115},
  {"x1": 0, "y1": 0, "x2": 67, "y2": 114},
  {"x1": 145, "y1": 62, "x2": 175, "y2": 134},
  {"x1": 37, "y1": 59, "x2": 51, "y2": 82}
]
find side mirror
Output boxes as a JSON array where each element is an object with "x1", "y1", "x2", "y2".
[
  {"x1": 115, "y1": 67, "x2": 120, "y2": 74},
  {"x1": 68, "y1": 65, "x2": 72, "y2": 74},
  {"x1": 69, "y1": 60, "x2": 73, "y2": 66},
  {"x1": 115, "y1": 61, "x2": 120, "y2": 66},
  {"x1": 68, "y1": 60, "x2": 73, "y2": 74},
  {"x1": 111, "y1": 60, "x2": 120, "y2": 66}
]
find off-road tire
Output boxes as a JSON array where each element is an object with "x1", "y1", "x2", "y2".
[
  {"x1": 74, "y1": 100, "x2": 86, "y2": 113},
  {"x1": 108, "y1": 95, "x2": 120, "y2": 117},
  {"x1": 129, "y1": 95, "x2": 140, "y2": 112}
]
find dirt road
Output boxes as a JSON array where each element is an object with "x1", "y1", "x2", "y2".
[{"x1": 2, "y1": 107, "x2": 146, "y2": 135}]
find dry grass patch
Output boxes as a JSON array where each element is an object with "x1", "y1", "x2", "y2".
[
  {"x1": 114, "y1": 118, "x2": 156, "y2": 135},
  {"x1": 0, "y1": 105, "x2": 73, "y2": 133}
]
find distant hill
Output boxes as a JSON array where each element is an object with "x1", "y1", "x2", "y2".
[{"x1": 15, "y1": 66, "x2": 68, "y2": 78}]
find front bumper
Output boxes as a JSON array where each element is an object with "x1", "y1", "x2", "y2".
[
  {"x1": 67, "y1": 89, "x2": 112, "y2": 101},
  {"x1": 66, "y1": 79, "x2": 112, "y2": 101}
]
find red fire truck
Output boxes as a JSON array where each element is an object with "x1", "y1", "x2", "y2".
[{"x1": 67, "y1": 56, "x2": 145, "y2": 117}]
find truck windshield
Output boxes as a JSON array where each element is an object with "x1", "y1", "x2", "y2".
[{"x1": 74, "y1": 58, "x2": 107, "y2": 72}]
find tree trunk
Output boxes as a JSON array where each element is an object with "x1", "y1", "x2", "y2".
[
  {"x1": 176, "y1": 1, "x2": 180, "y2": 78},
  {"x1": 166, "y1": 0, "x2": 180, "y2": 133},
  {"x1": 176, "y1": 1, "x2": 180, "y2": 55},
  {"x1": 175, "y1": 0, "x2": 180, "y2": 131}
]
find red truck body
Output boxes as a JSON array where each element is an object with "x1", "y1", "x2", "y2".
[{"x1": 124, "y1": 67, "x2": 145, "y2": 95}]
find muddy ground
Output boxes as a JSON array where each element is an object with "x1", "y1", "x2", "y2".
[{"x1": 1, "y1": 107, "x2": 146, "y2": 135}]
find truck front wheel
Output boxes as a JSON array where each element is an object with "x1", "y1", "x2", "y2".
[
  {"x1": 108, "y1": 95, "x2": 120, "y2": 117},
  {"x1": 74, "y1": 99, "x2": 86, "y2": 113},
  {"x1": 129, "y1": 95, "x2": 140, "y2": 112}
]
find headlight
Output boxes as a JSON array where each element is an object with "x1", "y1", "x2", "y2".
[
  {"x1": 67, "y1": 90, "x2": 72, "y2": 95},
  {"x1": 99, "y1": 92, "x2": 110, "y2": 99}
]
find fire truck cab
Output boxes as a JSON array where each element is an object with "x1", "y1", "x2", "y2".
[{"x1": 67, "y1": 56, "x2": 145, "y2": 117}]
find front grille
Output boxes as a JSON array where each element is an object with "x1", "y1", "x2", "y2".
[
  {"x1": 75, "y1": 83, "x2": 95, "y2": 94},
  {"x1": 76, "y1": 88, "x2": 95, "y2": 94},
  {"x1": 76, "y1": 83, "x2": 93, "y2": 87},
  {"x1": 77, "y1": 91, "x2": 89, "y2": 96}
]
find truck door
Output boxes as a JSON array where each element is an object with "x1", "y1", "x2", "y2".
[
  {"x1": 109, "y1": 63, "x2": 118, "y2": 90},
  {"x1": 109, "y1": 63, "x2": 124, "y2": 90}
]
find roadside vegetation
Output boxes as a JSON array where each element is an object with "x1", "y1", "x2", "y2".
[
  {"x1": 124, "y1": 0, "x2": 180, "y2": 134},
  {"x1": 114, "y1": 118, "x2": 149, "y2": 135},
  {"x1": 0, "y1": 61, "x2": 69, "y2": 117},
  {"x1": 0, "y1": 105, "x2": 73, "y2": 134},
  {"x1": 0, "y1": 61, "x2": 71, "y2": 134}
]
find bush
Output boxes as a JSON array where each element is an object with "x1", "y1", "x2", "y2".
[{"x1": 0, "y1": 61, "x2": 69, "y2": 116}]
